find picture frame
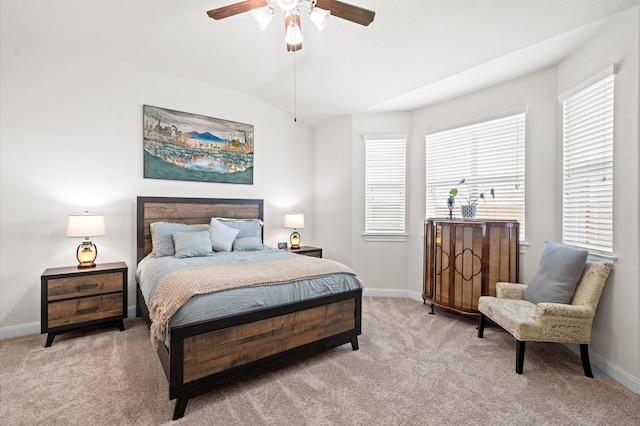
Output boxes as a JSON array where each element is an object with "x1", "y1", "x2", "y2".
[
  {"x1": 143, "y1": 105, "x2": 254, "y2": 184},
  {"x1": 278, "y1": 242, "x2": 288, "y2": 249}
]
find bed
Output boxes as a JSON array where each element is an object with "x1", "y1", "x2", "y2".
[{"x1": 135, "y1": 196, "x2": 363, "y2": 420}]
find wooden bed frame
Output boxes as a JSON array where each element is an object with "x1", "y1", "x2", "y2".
[{"x1": 136, "y1": 196, "x2": 362, "y2": 420}]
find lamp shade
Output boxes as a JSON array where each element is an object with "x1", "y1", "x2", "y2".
[
  {"x1": 66, "y1": 212, "x2": 106, "y2": 238},
  {"x1": 309, "y1": 7, "x2": 330, "y2": 31},
  {"x1": 252, "y1": 6, "x2": 274, "y2": 31},
  {"x1": 284, "y1": 213, "x2": 304, "y2": 229}
]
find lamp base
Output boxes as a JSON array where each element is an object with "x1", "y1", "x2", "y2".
[
  {"x1": 76, "y1": 241, "x2": 98, "y2": 269},
  {"x1": 290, "y1": 230, "x2": 301, "y2": 249}
]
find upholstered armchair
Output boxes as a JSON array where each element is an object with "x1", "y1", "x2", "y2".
[{"x1": 477, "y1": 259, "x2": 613, "y2": 377}]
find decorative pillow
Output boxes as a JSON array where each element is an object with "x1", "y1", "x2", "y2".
[
  {"x1": 173, "y1": 231, "x2": 213, "y2": 259},
  {"x1": 209, "y1": 218, "x2": 239, "y2": 252},
  {"x1": 216, "y1": 218, "x2": 263, "y2": 239},
  {"x1": 523, "y1": 242, "x2": 588, "y2": 304},
  {"x1": 232, "y1": 237, "x2": 264, "y2": 252},
  {"x1": 150, "y1": 222, "x2": 209, "y2": 257}
]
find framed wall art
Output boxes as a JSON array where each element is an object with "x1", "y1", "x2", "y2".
[{"x1": 143, "y1": 105, "x2": 254, "y2": 184}]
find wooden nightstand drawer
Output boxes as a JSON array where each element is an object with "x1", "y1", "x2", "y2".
[
  {"x1": 47, "y1": 271, "x2": 123, "y2": 301},
  {"x1": 48, "y1": 293, "x2": 124, "y2": 328}
]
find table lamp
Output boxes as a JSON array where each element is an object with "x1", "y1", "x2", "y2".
[
  {"x1": 284, "y1": 212, "x2": 304, "y2": 249},
  {"x1": 66, "y1": 211, "x2": 106, "y2": 268}
]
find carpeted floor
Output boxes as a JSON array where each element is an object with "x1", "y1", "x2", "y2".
[{"x1": 1, "y1": 297, "x2": 639, "y2": 425}]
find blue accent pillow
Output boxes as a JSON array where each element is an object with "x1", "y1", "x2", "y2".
[
  {"x1": 524, "y1": 242, "x2": 588, "y2": 304},
  {"x1": 172, "y1": 231, "x2": 213, "y2": 258},
  {"x1": 232, "y1": 237, "x2": 264, "y2": 252},
  {"x1": 150, "y1": 222, "x2": 209, "y2": 257}
]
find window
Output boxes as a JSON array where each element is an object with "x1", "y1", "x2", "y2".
[
  {"x1": 364, "y1": 135, "x2": 407, "y2": 241},
  {"x1": 560, "y1": 67, "x2": 615, "y2": 254},
  {"x1": 425, "y1": 111, "x2": 526, "y2": 239}
]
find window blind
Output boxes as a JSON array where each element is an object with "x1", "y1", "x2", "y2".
[
  {"x1": 425, "y1": 112, "x2": 526, "y2": 239},
  {"x1": 364, "y1": 135, "x2": 406, "y2": 237},
  {"x1": 561, "y1": 73, "x2": 614, "y2": 253}
]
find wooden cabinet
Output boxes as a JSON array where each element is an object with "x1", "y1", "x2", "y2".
[
  {"x1": 41, "y1": 262, "x2": 128, "y2": 347},
  {"x1": 285, "y1": 246, "x2": 323, "y2": 258},
  {"x1": 423, "y1": 219, "x2": 519, "y2": 315}
]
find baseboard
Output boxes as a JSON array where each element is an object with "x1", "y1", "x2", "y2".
[
  {"x1": 362, "y1": 288, "x2": 424, "y2": 303},
  {"x1": 0, "y1": 321, "x2": 40, "y2": 340},
  {"x1": 565, "y1": 344, "x2": 640, "y2": 394},
  {"x1": 0, "y1": 306, "x2": 139, "y2": 340}
]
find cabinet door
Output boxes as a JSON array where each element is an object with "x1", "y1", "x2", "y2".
[{"x1": 451, "y1": 224, "x2": 484, "y2": 311}]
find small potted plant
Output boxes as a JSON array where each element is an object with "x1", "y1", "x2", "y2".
[{"x1": 449, "y1": 178, "x2": 495, "y2": 218}]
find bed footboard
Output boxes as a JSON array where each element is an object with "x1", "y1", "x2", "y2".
[{"x1": 168, "y1": 289, "x2": 362, "y2": 419}]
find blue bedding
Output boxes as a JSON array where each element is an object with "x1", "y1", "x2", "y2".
[{"x1": 136, "y1": 247, "x2": 363, "y2": 339}]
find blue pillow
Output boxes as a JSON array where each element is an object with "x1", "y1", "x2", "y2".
[
  {"x1": 216, "y1": 218, "x2": 263, "y2": 239},
  {"x1": 150, "y1": 222, "x2": 209, "y2": 257},
  {"x1": 233, "y1": 237, "x2": 264, "y2": 252},
  {"x1": 172, "y1": 231, "x2": 213, "y2": 258},
  {"x1": 523, "y1": 242, "x2": 588, "y2": 304}
]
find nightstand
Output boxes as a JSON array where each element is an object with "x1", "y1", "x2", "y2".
[
  {"x1": 41, "y1": 261, "x2": 128, "y2": 347},
  {"x1": 285, "y1": 246, "x2": 323, "y2": 258}
]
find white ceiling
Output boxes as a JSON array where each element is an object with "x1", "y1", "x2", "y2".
[{"x1": 3, "y1": 0, "x2": 638, "y2": 126}]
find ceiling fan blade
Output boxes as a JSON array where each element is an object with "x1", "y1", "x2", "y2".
[
  {"x1": 207, "y1": 0, "x2": 267, "y2": 20},
  {"x1": 315, "y1": 0, "x2": 375, "y2": 26}
]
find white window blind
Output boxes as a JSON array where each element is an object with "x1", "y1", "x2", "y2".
[
  {"x1": 364, "y1": 135, "x2": 406, "y2": 239},
  {"x1": 425, "y1": 112, "x2": 526, "y2": 239},
  {"x1": 561, "y1": 72, "x2": 614, "y2": 254}
]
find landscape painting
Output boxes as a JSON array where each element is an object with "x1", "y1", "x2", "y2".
[{"x1": 143, "y1": 105, "x2": 254, "y2": 184}]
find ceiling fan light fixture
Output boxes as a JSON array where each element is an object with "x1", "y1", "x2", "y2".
[
  {"x1": 251, "y1": 6, "x2": 274, "y2": 31},
  {"x1": 276, "y1": 0, "x2": 300, "y2": 12},
  {"x1": 309, "y1": 7, "x2": 330, "y2": 31},
  {"x1": 284, "y1": 10, "x2": 303, "y2": 46}
]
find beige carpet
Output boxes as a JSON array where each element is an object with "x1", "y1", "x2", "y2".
[{"x1": 1, "y1": 297, "x2": 638, "y2": 425}]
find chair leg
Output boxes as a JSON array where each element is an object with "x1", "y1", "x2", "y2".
[
  {"x1": 478, "y1": 313, "x2": 485, "y2": 338},
  {"x1": 516, "y1": 340, "x2": 525, "y2": 374},
  {"x1": 580, "y1": 344, "x2": 594, "y2": 378}
]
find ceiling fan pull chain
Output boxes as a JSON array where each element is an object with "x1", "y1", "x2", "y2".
[{"x1": 293, "y1": 50, "x2": 297, "y2": 122}]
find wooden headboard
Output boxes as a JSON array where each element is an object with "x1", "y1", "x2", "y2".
[{"x1": 136, "y1": 196, "x2": 264, "y2": 263}]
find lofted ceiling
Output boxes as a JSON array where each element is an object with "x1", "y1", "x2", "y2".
[{"x1": 2, "y1": 0, "x2": 638, "y2": 126}]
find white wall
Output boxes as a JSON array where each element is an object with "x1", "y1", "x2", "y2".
[
  {"x1": 0, "y1": 26, "x2": 316, "y2": 333},
  {"x1": 557, "y1": 6, "x2": 640, "y2": 388}
]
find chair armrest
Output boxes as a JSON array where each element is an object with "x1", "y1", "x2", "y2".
[
  {"x1": 535, "y1": 303, "x2": 594, "y2": 321},
  {"x1": 496, "y1": 282, "x2": 527, "y2": 300}
]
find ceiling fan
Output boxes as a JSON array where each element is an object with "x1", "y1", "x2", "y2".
[{"x1": 207, "y1": 0, "x2": 375, "y2": 52}]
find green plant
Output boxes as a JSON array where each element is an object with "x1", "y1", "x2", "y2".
[{"x1": 449, "y1": 178, "x2": 495, "y2": 206}]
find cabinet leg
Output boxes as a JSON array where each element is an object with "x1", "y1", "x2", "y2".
[
  {"x1": 350, "y1": 336, "x2": 359, "y2": 350},
  {"x1": 429, "y1": 303, "x2": 435, "y2": 315},
  {"x1": 45, "y1": 333, "x2": 56, "y2": 347},
  {"x1": 173, "y1": 397, "x2": 189, "y2": 420},
  {"x1": 117, "y1": 319, "x2": 125, "y2": 332}
]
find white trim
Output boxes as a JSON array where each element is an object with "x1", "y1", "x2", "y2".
[
  {"x1": 424, "y1": 106, "x2": 528, "y2": 136},
  {"x1": 362, "y1": 288, "x2": 424, "y2": 303},
  {"x1": 363, "y1": 233, "x2": 408, "y2": 242},
  {"x1": 0, "y1": 321, "x2": 40, "y2": 340},
  {"x1": 362, "y1": 133, "x2": 408, "y2": 141},
  {"x1": 0, "y1": 306, "x2": 137, "y2": 340},
  {"x1": 558, "y1": 64, "x2": 619, "y2": 102},
  {"x1": 564, "y1": 344, "x2": 639, "y2": 394}
]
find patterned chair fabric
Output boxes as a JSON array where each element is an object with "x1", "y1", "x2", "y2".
[{"x1": 477, "y1": 262, "x2": 613, "y2": 376}]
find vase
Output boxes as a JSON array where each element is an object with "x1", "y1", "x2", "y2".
[{"x1": 461, "y1": 205, "x2": 477, "y2": 218}]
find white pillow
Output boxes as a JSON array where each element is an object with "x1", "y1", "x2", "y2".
[{"x1": 209, "y1": 218, "x2": 239, "y2": 252}]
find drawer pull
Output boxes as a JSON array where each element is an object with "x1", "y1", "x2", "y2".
[
  {"x1": 77, "y1": 283, "x2": 99, "y2": 291},
  {"x1": 76, "y1": 305, "x2": 99, "y2": 314}
]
